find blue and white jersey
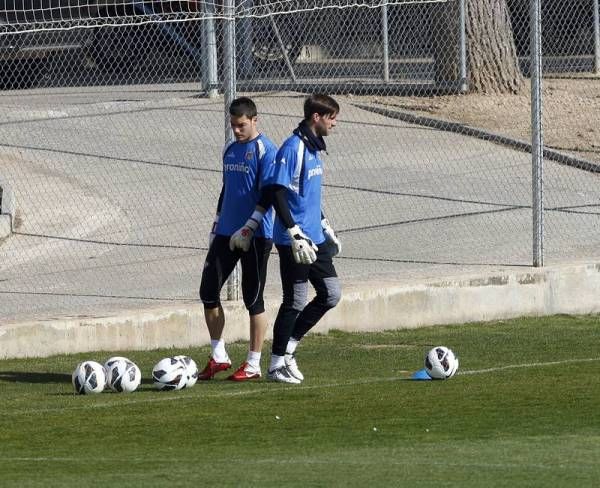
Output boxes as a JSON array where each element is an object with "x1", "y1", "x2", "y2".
[
  {"x1": 264, "y1": 133, "x2": 325, "y2": 246},
  {"x1": 216, "y1": 134, "x2": 276, "y2": 238}
]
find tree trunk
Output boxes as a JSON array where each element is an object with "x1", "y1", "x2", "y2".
[
  {"x1": 434, "y1": 0, "x2": 524, "y2": 94},
  {"x1": 467, "y1": 0, "x2": 524, "y2": 93}
]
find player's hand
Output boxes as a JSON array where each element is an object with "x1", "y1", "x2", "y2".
[
  {"x1": 229, "y1": 223, "x2": 256, "y2": 252},
  {"x1": 209, "y1": 214, "x2": 219, "y2": 248},
  {"x1": 321, "y1": 218, "x2": 342, "y2": 256},
  {"x1": 229, "y1": 212, "x2": 262, "y2": 252},
  {"x1": 287, "y1": 225, "x2": 318, "y2": 265}
]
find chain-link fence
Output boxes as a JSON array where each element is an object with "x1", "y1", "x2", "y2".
[{"x1": 0, "y1": 0, "x2": 599, "y2": 324}]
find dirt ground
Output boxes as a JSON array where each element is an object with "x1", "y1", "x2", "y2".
[{"x1": 361, "y1": 77, "x2": 600, "y2": 164}]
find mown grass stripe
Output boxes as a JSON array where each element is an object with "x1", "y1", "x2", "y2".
[{"x1": 2, "y1": 356, "x2": 599, "y2": 417}]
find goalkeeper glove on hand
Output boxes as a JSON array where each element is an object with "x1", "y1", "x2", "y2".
[
  {"x1": 321, "y1": 218, "x2": 342, "y2": 256},
  {"x1": 229, "y1": 210, "x2": 263, "y2": 252},
  {"x1": 287, "y1": 224, "x2": 318, "y2": 265},
  {"x1": 209, "y1": 214, "x2": 219, "y2": 248}
]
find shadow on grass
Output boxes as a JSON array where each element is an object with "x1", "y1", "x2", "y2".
[{"x1": 0, "y1": 371, "x2": 71, "y2": 384}]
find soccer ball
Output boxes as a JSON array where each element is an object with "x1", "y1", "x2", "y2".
[
  {"x1": 106, "y1": 358, "x2": 142, "y2": 393},
  {"x1": 72, "y1": 360, "x2": 106, "y2": 395},
  {"x1": 174, "y1": 355, "x2": 199, "y2": 388},
  {"x1": 104, "y1": 356, "x2": 129, "y2": 373},
  {"x1": 424, "y1": 346, "x2": 459, "y2": 380},
  {"x1": 103, "y1": 356, "x2": 130, "y2": 385},
  {"x1": 152, "y1": 357, "x2": 187, "y2": 391}
]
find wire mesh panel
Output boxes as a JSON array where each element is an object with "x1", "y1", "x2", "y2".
[
  {"x1": 236, "y1": 0, "x2": 534, "y2": 288},
  {"x1": 510, "y1": 0, "x2": 599, "y2": 73},
  {"x1": 0, "y1": 0, "x2": 599, "y2": 324},
  {"x1": 535, "y1": 0, "x2": 600, "y2": 264},
  {"x1": 236, "y1": 3, "x2": 440, "y2": 91},
  {"x1": 0, "y1": 1, "x2": 221, "y2": 321},
  {"x1": 0, "y1": 87, "x2": 227, "y2": 322}
]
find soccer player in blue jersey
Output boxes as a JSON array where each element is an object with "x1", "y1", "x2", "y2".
[
  {"x1": 230, "y1": 94, "x2": 342, "y2": 383},
  {"x1": 198, "y1": 97, "x2": 277, "y2": 381}
]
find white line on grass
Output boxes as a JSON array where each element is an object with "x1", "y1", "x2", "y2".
[
  {"x1": 2, "y1": 356, "x2": 599, "y2": 417},
  {"x1": 459, "y1": 357, "x2": 600, "y2": 375},
  {"x1": 0, "y1": 457, "x2": 579, "y2": 471}
]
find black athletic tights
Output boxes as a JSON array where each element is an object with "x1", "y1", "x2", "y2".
[{"x1": 271, "y1": 243, "x2": 341, "y2": 356}]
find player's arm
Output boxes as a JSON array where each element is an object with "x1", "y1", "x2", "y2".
[
  {"x1": 228, "y1": 184, "x2": 279, "y2": 253},
  {"x1": 229, "y1": 185, "x2": 317, "y2": 265},
  {"x1": 257, "y1": 143, "x2": 317, "y2": 264},
  {"x1": 268, "y1": 185, "x2": 318, "y2": 265},
  {"x1": 210, "y1": 144, "x2": 231, "y2": 247},
  {"x1": 228, "y1": 205, "x2": 268, "y2": 252},
  {"x1": 320, "y1": 210, "x2": 342, "y2": 256},
  {"x1": 209, "y1": 186, "x2": 224, "y2": 247},
  {"x1": 228, "y1": 144, "x2": 275, "y2": 252},
  {"x1": 230, "y1": 143, "x2": 316, "y2": 264}
]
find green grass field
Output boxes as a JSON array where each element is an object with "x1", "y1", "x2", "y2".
[{"x1": 1, "y1": 315, "x2": 600, "y2": 487}]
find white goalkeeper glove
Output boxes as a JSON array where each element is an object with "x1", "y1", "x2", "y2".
[
  {"x1": 229, "y1": 210, "x2": 263, "y2": 252},
  {"x1": 321, "y1": 218, "x2": 342, "y2": 256},
  {"x1": 287, "y1": 224, "x2": 318, "y2": 265},
  {"x1": 209, "y1": 214, "x2": 219, "y2": 248}
]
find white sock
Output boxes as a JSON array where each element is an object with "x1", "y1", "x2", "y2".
[
  {"x1": 247, "y1": 350, "x2": 261, "y2": 370},
  {"x1": 286, "y1": 337, "x2": 300, "y2": 355},
  {"x1": 269, "y1": 354, "x2": 285, "y2": 372},
  {"x1": 211, "y1": 339, "x2": 229, "y2": 363}
]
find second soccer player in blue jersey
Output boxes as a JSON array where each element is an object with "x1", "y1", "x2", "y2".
[{"x1": 230, "y1": 94, "x2": 343, "y2": 383}]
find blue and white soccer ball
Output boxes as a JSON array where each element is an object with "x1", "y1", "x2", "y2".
[
  {"x1": 424, "y1": 346, "x2": 459, "y2": 380},
  {"x1": 152, "y1": 357, "x2": 187, "y2": 391},
  {"x1": 174, "y1": 355, "x2": 199, "y2": 388},
  {"x1": 106, "y1": 358, "x2": 142, "y2": 393},
  {"x1": 72, "y1": 360, "x2": 106, "y2": 395}
]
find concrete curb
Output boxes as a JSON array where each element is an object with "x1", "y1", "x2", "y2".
[
  {"x1": 2, "y1": 262, "x2": 600, "y2": 359},
  {"x1": 354, "y1": 103, "x2": 600, "y2": 174}
]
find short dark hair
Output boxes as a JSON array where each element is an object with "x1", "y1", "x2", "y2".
[
  {"x1": 303, "y1": 94, "x2": 339, "y2": 121},
  {"x1": 229, "y1": 97, "x2": 257, "y2": 118}
]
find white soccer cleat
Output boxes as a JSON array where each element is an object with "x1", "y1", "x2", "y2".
[
  {"x1": 284, "y1": 354, "x2": 304, "y2": 381},
  {"x1": 267, "y1": 366, "x2": 301, "y2": 384}
]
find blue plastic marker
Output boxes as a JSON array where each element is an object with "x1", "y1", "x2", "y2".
[{"x1": 411, "y1": 368, "x2": 432, "y2": 380}]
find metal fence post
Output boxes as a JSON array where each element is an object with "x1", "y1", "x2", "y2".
[
  {"x1": 594, "y1": 0, "x2": 600, "y2": 74},
  {"x1": 531, "y1": 0, "x2": 544, "y2": 267},
  {"x1": 459, "y1": 0, "x2": 468, "y2": 92},
  {"x1": 202, "y1": 1, "x2": 219, "y2": 98},
  {"x1": 238, "y1": 0, "x2": 254, "y2": 78},
  {"x1": 224, "y1": 0, "x2": 240, "y2": 300},
  {"x1": 381, "y1": 4, "x2": 390, "y2": 83}
]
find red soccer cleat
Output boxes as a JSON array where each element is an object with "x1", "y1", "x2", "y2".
[
  {"x1": 198, "y1": 357, "x2": 231, "y2": 380},
  {"x1": 227, "y1": 362, "x2": 261, "y2": 381}
]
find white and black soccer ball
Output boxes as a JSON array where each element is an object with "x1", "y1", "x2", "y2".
[
  {"x1": 152, "y1": 357, "x2": 187, "y2": 391},
  {"x1": 174, "y1": 355, "x2": 199, "y2": 388},
  {"x1": 103, "y1": 356, "x2": 130, "y2": 385},
  {"x1": 106, "y1": 358, "x2": 142, "y2": 393},
  {"x1": 424, "y1": 346, "x2": 459, "y2": 380},
  {"x1": 72, "y1": 360, "x2": 106, "y2": 395}
]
